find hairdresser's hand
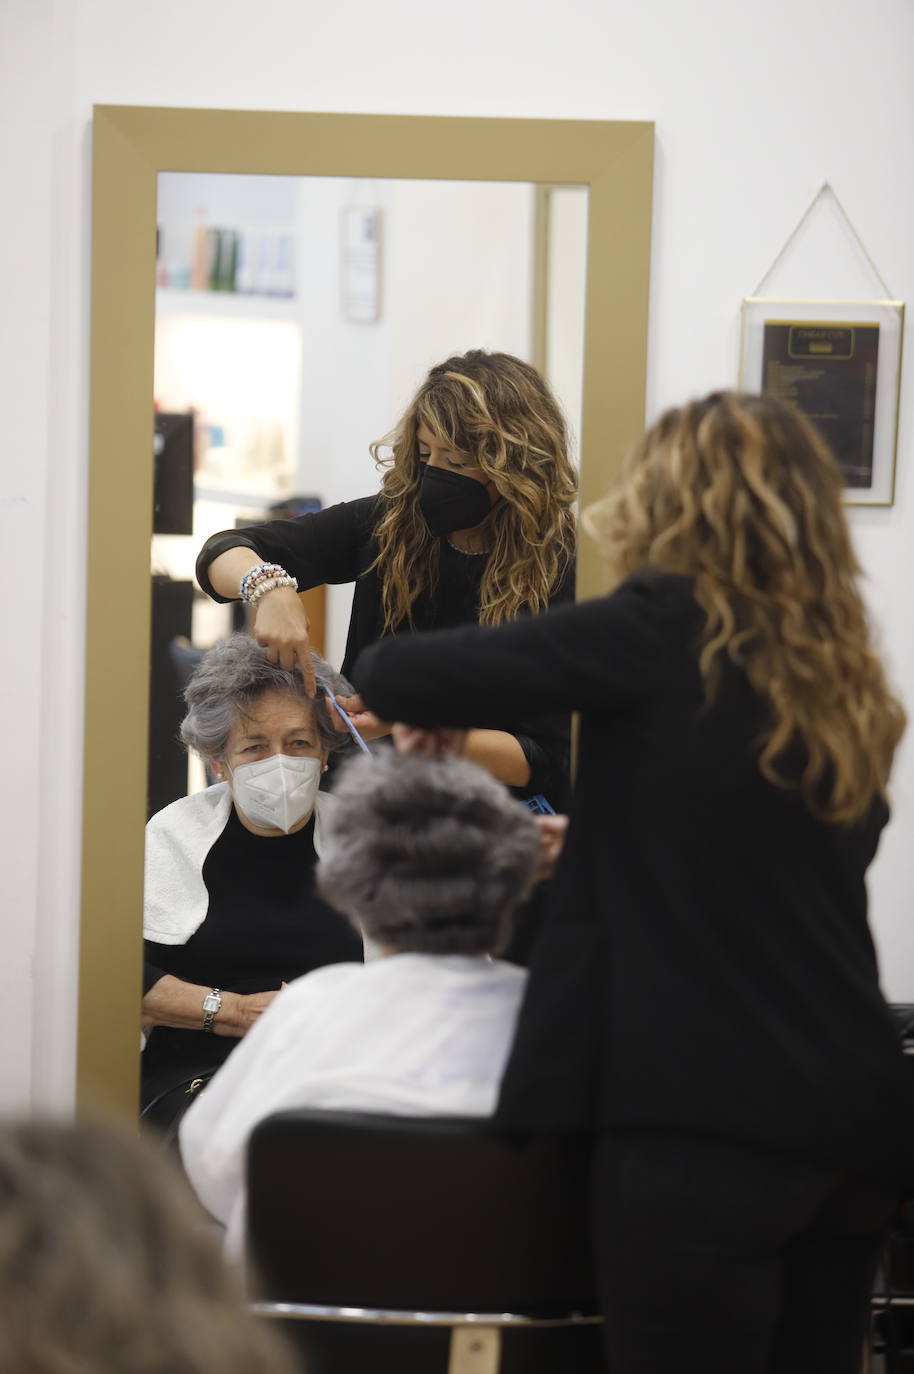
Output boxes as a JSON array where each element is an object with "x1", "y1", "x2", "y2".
[
  {"x1": 392, "y1": 723, "x2": 469, "y2": 758},
  {"x1": 252, "y1": 588, "x2": 316, "y2": 696},
  {"x1": 533, "y1": 813, "x2": 569, "y2": 881},
  {"x1": 332, "y1": 693, "x2": 393, "y2": 741}
]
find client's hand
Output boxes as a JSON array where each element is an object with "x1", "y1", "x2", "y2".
[
  {"x1": 331, "y1": 693, "x2": 393, "y2": 741},
  {"x1": 216, "y1": 989, "x2": 283, "y2": 1038},
  {"x1": 533, "y1": 813, "x2": 569, "y2": 881},
  {"x1": 392, "y1": 723, "x2": 469, "y2": 758}
]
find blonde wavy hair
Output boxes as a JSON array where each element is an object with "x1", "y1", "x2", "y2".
[
  {"x1": 369, "y1": 350, "x2": 577, "y2": 630},
  {"x1": 0, "y1": 1115, "x2": 297, "y2": 1374},
  {"x1": 584, "y1": 390, "x2": 905, "y2": 824}
]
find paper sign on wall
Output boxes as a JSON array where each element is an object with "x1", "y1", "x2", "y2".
[{"x1": 341, "y1": 207, "x2": 381, "y2": 323}]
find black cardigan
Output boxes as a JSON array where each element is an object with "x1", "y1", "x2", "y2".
[
  {"x1": 354, "y1": 569, "x2": 914, "y2": 1179},
  {"x1": 197, "y1": 494, "x2": 573, "y2": 805}
]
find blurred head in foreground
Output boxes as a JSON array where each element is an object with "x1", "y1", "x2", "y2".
[{"x1": 0, "y1": 1115, "x2": 297, "y2": 1374}]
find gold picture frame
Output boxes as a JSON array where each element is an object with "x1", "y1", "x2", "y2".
[{"x1": 740, "y1": 296, "x2": 904, "y2": 507}]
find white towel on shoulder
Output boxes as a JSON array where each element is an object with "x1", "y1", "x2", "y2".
[{"x1": 143, "y1": 783, "x2": 339, "y2": 946}]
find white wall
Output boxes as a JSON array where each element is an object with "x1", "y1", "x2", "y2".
[{"x1": 3, "y1": 0, "x2": 914, "y2": 1110}]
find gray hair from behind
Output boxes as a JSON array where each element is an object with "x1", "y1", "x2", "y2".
[
  {"x1": 180, "y1": 633, "x2": 352, "y2": 762},
  {"x1": 316, "y1": 751, "x2": 541, "y2": 956}
]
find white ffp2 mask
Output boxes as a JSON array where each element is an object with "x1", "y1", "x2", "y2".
[{"x1": 229, "y1": 754, "x2": 322, "y2": 834}]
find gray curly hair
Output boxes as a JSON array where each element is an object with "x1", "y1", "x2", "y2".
[
  {"x1": 179, "y1": 633, "x2": 352, "y2": 762},
  {"x1": 316, "y1": 751, "x2": 541, "y2": 955}
]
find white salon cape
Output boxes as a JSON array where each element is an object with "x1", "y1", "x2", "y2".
[{"x1": 179, "y1": 953, "x2": 527, "y2": 1257}]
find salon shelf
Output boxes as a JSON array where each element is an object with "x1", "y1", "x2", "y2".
[
  {"x1": 155, "y1": 287, "x2": 298, "y2": 320},
  {"x1": 193, "y1": 483, "x2": 289, "y2": 508}
]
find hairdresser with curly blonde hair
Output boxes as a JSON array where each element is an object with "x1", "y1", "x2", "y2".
[
  {"x1": 197, "y1": 350, "x2": 576, "y2": 801},
  {"x1": 353, "y1": 390, "x2": 914, "y2": 1374}
]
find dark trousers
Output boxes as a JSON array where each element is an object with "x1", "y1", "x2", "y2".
[{"x1": 592, "y1": 1131, "x2": 898, "y2": 1374}]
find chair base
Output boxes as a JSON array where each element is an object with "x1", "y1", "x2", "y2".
[
  {"x1": 448, "y1": 1326, "x2": 500, "y2": 1374},
  {"x1": 258, "y1": 1312, "x2": 603, "y2": 1374}
]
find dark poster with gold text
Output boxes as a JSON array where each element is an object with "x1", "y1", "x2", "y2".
[{"x1": 761, "y1": 321, "x2": 879, "y2": 488}]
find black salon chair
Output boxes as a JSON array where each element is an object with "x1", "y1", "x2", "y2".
[
  {"x1": 867, "y1": 1006, "x2": 914, "y2": 1373},
  {"x1": 246, "y1": 1109, "x2": 602, "y2": 1374}
]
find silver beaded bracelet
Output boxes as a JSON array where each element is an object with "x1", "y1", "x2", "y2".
[
  {"x1": 239, "y1": 562, "x2": 298, "y2": 604},
  {"x1": 245, "y1": 573, "x2": 298, "y2": 606},
  {"x1": 247, "y1": 574, "x2": 297, "y2": 605}
]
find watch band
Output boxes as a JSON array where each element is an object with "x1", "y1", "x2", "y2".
[{"x1": 201, "y1": 987, "x2": 222, "y2": 1033}]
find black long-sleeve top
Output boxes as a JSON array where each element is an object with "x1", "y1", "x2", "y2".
[
  {"x1": 196, "y1": 494, "x2": 573, "y2": 806},
  {"x1": 142, "y1": 809, "x2": 362, "y2": 1102},
  {"x1": 354, "y1": 569, "x2": 914, "y2": 1180}
]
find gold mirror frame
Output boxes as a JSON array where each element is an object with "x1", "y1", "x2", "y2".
[{"x1": 82, "y1": 106, "x2": 654, "y2": 1115}]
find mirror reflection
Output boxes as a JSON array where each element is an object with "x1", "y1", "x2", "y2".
[{"x1": 143, "y1": 170, "x2": 588, "y2": 1132}]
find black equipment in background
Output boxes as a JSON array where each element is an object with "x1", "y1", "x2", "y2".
[
  {"x1": 153, "y1": 411, "x2": 195, "y2": 535},
  {"x1": 266, "y1": 493, "x2": 322, "y2": 519},
  {"x1": 148, "y1": 576, "x2": 194, "y2": 818}
]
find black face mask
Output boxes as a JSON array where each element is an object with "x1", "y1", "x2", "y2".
[{"x1": 417, "y1": 463, "x2": 493, "y2": 536}]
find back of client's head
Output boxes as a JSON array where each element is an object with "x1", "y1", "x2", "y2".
[
  {"x1": 316, "y1": 751, "x2": 541, "y2": 955},
  {"x1": 0, "y1": 1115, "x2": 296, "y2": 1374}
]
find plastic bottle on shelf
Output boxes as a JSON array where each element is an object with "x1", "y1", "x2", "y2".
[
  {"x1": 216, "y1": 230, "x2": 238, "y2": 291},
  {"x1": 191, "y1": 208, "x2": 210, "y2": 291},
  {"x1": 274, "y1": 233, "x2": 294, "y2": 297},
  {"x1": 155, "y1": 227, "x2": 169, "y2": 287},
  {"x1": 235, "y1": 228, "x2": 255, "y2": 294},
  {"x1": 253, "y1": 232, "x2": 273, "y2": 296}
]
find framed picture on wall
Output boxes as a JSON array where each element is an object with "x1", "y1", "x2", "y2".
[{"x1": 740, "y1": 297, "x2": 905, "y2": 506}]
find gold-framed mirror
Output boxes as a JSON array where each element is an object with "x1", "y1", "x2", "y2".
[{"x1": 81, "y1": 106, "x2": 654, "y2": 1116}]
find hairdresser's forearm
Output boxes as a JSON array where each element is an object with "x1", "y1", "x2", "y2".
[
  {"x1": 462, "y1": 730, "x2": 531, "y2": 787},
  {"x1": 206, "y1": 547, "x2": 265, "y2": 600}
]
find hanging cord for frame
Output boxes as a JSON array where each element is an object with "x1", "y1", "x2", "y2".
[
  {"x1": 321, "y1": 682, "x2": 373, "y2": 756},
  {"x1": 750, "y1": 181, "x2": 895, "y2": 300}
]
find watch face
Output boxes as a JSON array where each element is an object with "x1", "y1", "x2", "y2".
[{"x1": 203, "y1": 992, "x2": 220, "y2": 1013}]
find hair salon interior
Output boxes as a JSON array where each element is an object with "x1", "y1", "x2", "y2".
[{"x1": 4, "y1": 0, "x2": 914, "y2": 1370}]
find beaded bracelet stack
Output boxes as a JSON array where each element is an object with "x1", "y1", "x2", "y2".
[{"x1": 239, "y1": 562, "x2": 298, "y2": 606}]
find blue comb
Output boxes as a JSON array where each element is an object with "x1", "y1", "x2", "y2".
[{"x1": 321, "y1": 683, "x2": 373, "y2": 756}]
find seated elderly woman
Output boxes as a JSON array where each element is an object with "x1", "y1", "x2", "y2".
[
  {"x1": 178, "y1": 749, "x2": 541, "y2": 1253},
  {"x1": 141, "y1": 633, "x2": 363, "y2": 1129}
]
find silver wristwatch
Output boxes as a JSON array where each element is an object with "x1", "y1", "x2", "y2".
[{"x1": 201, "y1": 988, "x2": 222, "y2": 1033}]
